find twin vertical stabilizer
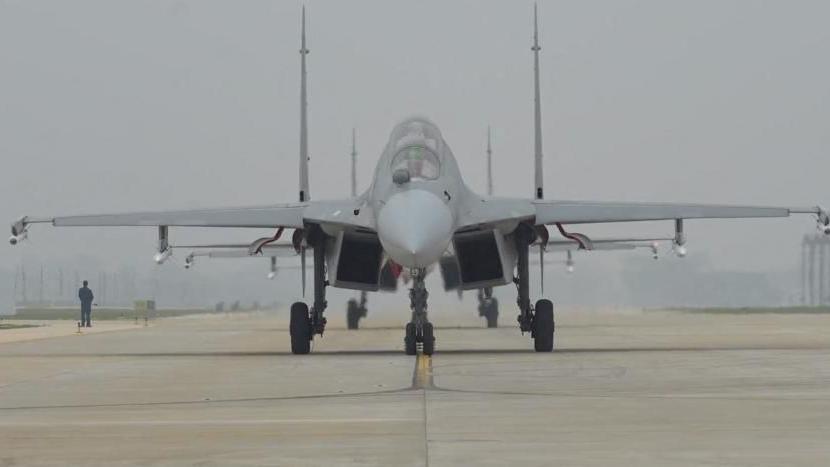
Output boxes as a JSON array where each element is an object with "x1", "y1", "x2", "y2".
[
  {"x1": 532, "y1": 3, "x2": 544, "y2": 200},
  {"x1": 299, "y1": 6, "x2": 310, "y2": 202}
]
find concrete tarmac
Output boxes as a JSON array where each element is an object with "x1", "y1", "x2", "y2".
[{"x1": 1, "y1": 309, "x2": 829, "y2": 466}]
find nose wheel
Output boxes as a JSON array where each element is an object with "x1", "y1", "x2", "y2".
[{"x1": 404, "y1": 269, "x2": 435, "y2": 355}]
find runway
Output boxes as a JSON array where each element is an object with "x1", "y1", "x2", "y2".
[{"x1": 1, "y1": 309, "x2": 829, "y2": 466}]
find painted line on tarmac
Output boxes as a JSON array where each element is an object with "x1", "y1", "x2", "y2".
[{"x1": 412, "y1": 353, "x2": 434, "y2": 389}]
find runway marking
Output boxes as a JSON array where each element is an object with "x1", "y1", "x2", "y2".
[{"x1": 412, "y1": 353, "x2": 433, "y2": 389}]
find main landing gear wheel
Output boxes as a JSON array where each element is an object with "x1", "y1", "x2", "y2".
[
  {"x1": 532, "y1": 299, "x2": 554, "y2": 352},
  {"x1": 290, "y1": 302, "x2": 312, "y2": 354},
  {"x1": 404, "y1": 322, "x2": 417, "y2": 355},
  {"x1": 421, "y1": 322, "x2": 435, "y2": 355}
]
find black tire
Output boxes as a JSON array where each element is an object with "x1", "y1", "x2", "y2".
[
  {"x1": 290, "y1": 302, "x2": 312, "y2": 354},
  {"x1": 533, "y1": 299, "x2": 554, "y2": 352},
  {"x1": 346, "y1": 300, "x2": 360, "y2": 330},
  {"x1": 421, "y1": 322, "x2": 435, "y2": 355},
  {"x1": 404, "y1": 322, "x2": 417, "y2": 355},
  {"x1": 485, "y1": 298, "x2": 499, "y2": 328}
]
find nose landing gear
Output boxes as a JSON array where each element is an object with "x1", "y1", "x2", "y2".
[{"x1": 404, "y1": 269, "x2": 435, "y2": 355}]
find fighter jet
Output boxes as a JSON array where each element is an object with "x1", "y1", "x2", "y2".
[{"x1": 10, "y1": 6, "x2": 829, "y2": 355}]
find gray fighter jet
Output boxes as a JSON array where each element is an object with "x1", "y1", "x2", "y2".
[{"x1": 10, "y1": 6, "x2": 829, "y2": 355}]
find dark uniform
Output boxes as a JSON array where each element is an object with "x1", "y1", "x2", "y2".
[{"x1": 78, "y1": 285, "x2": 94, "y2": 327}]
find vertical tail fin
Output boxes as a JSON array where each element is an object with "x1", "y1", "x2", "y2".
[
  {"x1": 299, "y1": 6, "x2": 310, "y2": 202},
  {"x1": 486, "y1": 126, "x2": 493, "y2": 196},
  {"x1": 351, "y1": 128, "x2": 357, "y2": 197},
  {"x1": 532, "y1": 2, "x2": 544, "y2": 200}
]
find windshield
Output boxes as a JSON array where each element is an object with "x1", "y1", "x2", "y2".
[{"x1": 391, "y1": 146, "x2": 440, "y2": 180}]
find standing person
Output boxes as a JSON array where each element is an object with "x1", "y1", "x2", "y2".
[{"x1": 78, "y1": 280, "x2": 94, "y2": 327}]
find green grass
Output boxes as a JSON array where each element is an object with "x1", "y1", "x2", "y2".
[
  {"x1": 662, "y1": 306, "x2": 830, "y2": 315},
  {"x1": 5, "y1": 307, "x2": 236, "y2": 321}
]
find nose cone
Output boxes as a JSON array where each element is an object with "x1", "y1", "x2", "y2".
[{"x1": 377, "y1": 190, "x2": 454, "y2": 268}]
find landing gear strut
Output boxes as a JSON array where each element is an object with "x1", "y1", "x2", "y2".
[
  {"x1": 346, "y1": 291, "x2": 368, "y2": 330},
  {"x1": 404, "y1": 268, "x2": 435, "y2": 355},
  {"x1": 515, "y1": 224, "x2": 554, "y2": 352},
  {"x1": 290, "y1": 226, "x2": 328, "y2": 354},
  {"x1": 477, "y1": 287, "x2": 499, "y2": 328}
]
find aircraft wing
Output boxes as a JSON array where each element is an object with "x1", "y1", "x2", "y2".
[
  {"x1": 46, "y1": 203, "x2": 308, "y2": 228},
  {"x1": 458, "y1": 197, "x2": 827, "y2": 231},
  {"x1": 533, "y1": 200, "x2": 825, "y2": 225},
  {"x1": 10, "y1": 199, "x2": 375, "y2": 241}
]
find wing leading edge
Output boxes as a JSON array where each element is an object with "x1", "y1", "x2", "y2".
[
  {"x1": 455, "y1": 198, "x2": 828, "y2": 233},
  {"x1": 10, "y1": 199, "x2": 374, "y2": 240},
  {"x1": 531, "y1": 200, "x2": 822, "y2": 225},
  {"x1": 50, "y1": 204, "x2": 308, "y2": 228}
]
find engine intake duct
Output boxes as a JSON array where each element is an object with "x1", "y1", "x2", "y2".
[
  {"x1": 440, "y1": 229, "x2": 514, "y2": 291},
  {"x1": 333, "y1": 232, "x2": 384, "y2": 290}
]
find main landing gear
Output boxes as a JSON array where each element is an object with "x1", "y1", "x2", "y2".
[
  {"x1": 515, "y1": 224, "x2": 555, "y2": 352},
  {"x1": 346, "y1": 291, "x2": 368, "y2": 330},
  {"x1": 404, "y1": 268, "x2": 435, "y2": 355},
  {"x1": 290, "y1": 227, "x2": 328, "y2": 354},
  {"x1": 477, "y1": 287, "x2": 499, "y2": 328}
]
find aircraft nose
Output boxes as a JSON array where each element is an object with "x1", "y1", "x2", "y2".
[{"x1": 377, "y1": 190, "x2": 454, "y2": 268}]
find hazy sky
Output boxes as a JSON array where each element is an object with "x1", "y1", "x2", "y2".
[{"x1": 2, "y1": 0, "x2": 828, "y2": 287}]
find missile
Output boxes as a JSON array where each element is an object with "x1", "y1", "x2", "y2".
[
  {"x1": 675, "y1": 245, "x2": 687, "y2": 258},
  {"x1": 9, "y1": 232, "x2": 26, "y2": 245},
  {"x1": 153, "y1": 248, "x2": 172, "y2": 265},
  {"x1": 9, "y1": 224, "x2": 28, "y2": 245},
  {"x1": 267, "y1": 271, "x2": 277, "y2": 280}
]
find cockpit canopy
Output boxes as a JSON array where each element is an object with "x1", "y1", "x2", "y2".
[{"x1": 391, "y1": 145, "x2": 441, "y2": 180}]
